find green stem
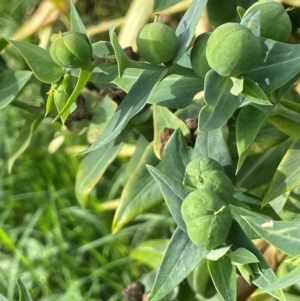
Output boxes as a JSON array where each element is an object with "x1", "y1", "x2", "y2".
[
  {"x1": 10, "y1": 99, "x2": 41, "y2": 113},
  {"x1": 273, "y1": 103, "x2": 300, "y2": 123}
]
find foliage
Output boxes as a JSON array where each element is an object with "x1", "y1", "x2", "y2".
[{"x1": 1, "y1": 0, "x2": 300, "y2": 301}]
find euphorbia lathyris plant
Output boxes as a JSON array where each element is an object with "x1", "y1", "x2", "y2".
[{"x1": 2, "y1": 0, "x2": 300, "y2": 300}]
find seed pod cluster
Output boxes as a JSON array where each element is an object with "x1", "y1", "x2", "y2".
[{"x1": 181, "y1": 158, "x2": 233, "y2": 250}]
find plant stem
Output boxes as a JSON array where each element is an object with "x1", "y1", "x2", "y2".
[
  {"x1": 273, "y1": 103, "x2": 300, "y2": 123},
  {"x1": 10, "y1": 99, "x2": 41, "y2": 113}
]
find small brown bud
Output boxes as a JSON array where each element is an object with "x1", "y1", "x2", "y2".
[{"x1": 122, "y1": 282, "x2": 145, "y2": 301}]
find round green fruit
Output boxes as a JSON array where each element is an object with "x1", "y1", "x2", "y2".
[
  {"x1": 206, "y1": 23, "x2": 262, "y2": 77},
  {"x1": 50, "y1": 31, "x2": 93, "y2": 68},
  {"x1": 190, "y1": 33, "x2": 211, "y2": 78},
  {"x1": 243, "y1": 0, "x2": 292, "y2": 42},
  {"x1": 136, "y1": 22, "x2": 178, "y2": 64},
  {"x1": 181, "y1": 189, "x2": 232, "y2": 250},
  {"x1": 184, "y1": 157, "x2": 224, "y2": 176}
]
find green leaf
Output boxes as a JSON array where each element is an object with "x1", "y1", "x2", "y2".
[
  {"x1": 0, "y1": 70, "x2": 32, "y2": 109},
  {"x1": 109, "y1": 27, "x2": 131, "y2": 77},
  {"x1": 147, "y1": 165, "x2": 195, "y2": 231},
  {"x1": 6, "y1": 39, "x2": 64, "y2": 84},
  {"x1": 241, "y1": 78, "x2": 272, "y2": 106},
  {"x1": 53, "y1": 66, "x2": 93, "y2": 122},
  {"x1": 149, "y1": 74, "x2": 203, "y2": 108},
  {"x1": 242, "y1": 215, "x2": 300, "y2": 257},
  {"x1": 263, "y1": 138, "x2": 300, "y2": 205},
  {"x1": 83, "y1": 69, "x2": 168, "y2": 154},
  {"x1": 148, "y1": 227, "x2": 208, "y2": 301},
  {"x1": 8, "y1": 115, "x2": 43, "y2": 173},
  {"x1": 174, "y1": 0, "x2": 208, "y2": 62},
  {"x1": 205, "y1": 245, "x2": 232, "y2": 261},
  {"x1": 69, "y1": 0, "x2": 89, "y2": 38},
  {"x1": 208, "y1": 256, "x2": 236, "y2": 301},
  {"x1": 75, "y1": 129, "x2": 128, "y2": 207},
  {"x1": 153, "y1": 105, "x2": 191, "y2": 158},
  {"x1": 193, "y1": 128, "x2": 233, "y2": 175},
  {"x1": 236, "y1": 105, "x2": 271, "y2": 173},
  {"x1": 153, "y1": 0, "x2": 181, "y2": 11},
  {"x1": 162, "y1": 129, "x2": 193, "y2": 182},
  {"x1": 199, "y1": 70, "x2": 243, "y2": 131},
  {"x1": 112, "y1": 143, "x2": 161, "y2": 233},
  {"x1": 17, "y1": 278, "x2": 33, "y2": 301},
  {"x1": 246, "y1": 39, "x2": 300, "y2": 93},
  {"x1": 263, "y1": 265, "x2": 300, "y2": 292},
  {"x1": 237, "y1": 264, "x2": 253, "y2": 284},
  {"x1": 227, "y1": 220, "x2": 286, "y2": 301},
  {"x1": 237, "y1": 138, "x2": 292, "y2": 198},
  {"x1": 229, "y1": 248, "x2": 259, "y2": 265},
  {"x1": 130, "y1": 239, "x2": 169, "y2": 269}
]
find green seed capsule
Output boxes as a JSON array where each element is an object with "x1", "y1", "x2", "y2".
[
  {"x1": 136, "y1": 21, "x2": 178, "y2": 65},
  {"x1": 206, "y1": 23, "x2": 262, "y2": 77},
  {"x1": 50, "y1": 31, "x2": 93, "y2": 68},
  {"x1": 181, "y1": 189, "x2": 232, "y2": 250}
]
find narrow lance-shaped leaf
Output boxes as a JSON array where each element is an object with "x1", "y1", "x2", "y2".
[
  {"x1": 75, "y1": 128, "x2": 129, "y2": 207},
  {"x1": 153, "y1": 0, "x2": 181, "y2": 11},
  {"x1": 263, "y1": 265, "x2": 300, "y2": 292},
  {"x1": 8, "y1": 115, "x2": 43, "y2": 173},
  {"x1": 236, "y1": 105, "x2": 271, "y2": 173},
  {"x1": 153, "y1": 105, "x2": 191, "y2": 159},
  {"x1": 174, "y1": 0, "x2": 208, "y2": 62},
  {"x1": 208, "y1": 256, "x2": 236, "y2": 301},
  {"x1": 148, "y1": 227, "x2": 208, "y2": 301},
  {"x1": 241, "y1": 77, "x2": 272, "y2": 106},
  {"x1": 6, "y1": 39, "x2": 64, "y2": 84},
  {"x1": 199, "y1": 70, "x2": 243, "y2": 132},
  {"x1": 17, "y1": 279, "x2": 33, "y2": 301},
  {"x1": 245, "y1": 38, "x2": 300, "y2": 93},
  {"x1": 242, "y1": 215, "x2": 300, "y2": 257},
  {"x1": 112, "y1": 143, "x2": 162, "y2": 233},
  {"x1": 263, "y1": 138, "x2": 300, "y2": 205},
  {"x1": 227, "y1": 220, "x2": 286, "y2": 301},
  {"x1": 161, "y1": 129, "x2": 193, "y2": 182},
  {"x1": 147, "y1": 165, "x2": 195, "y2": 232},
  {"x1": 82, "y1": 69, "x2": 168, "y2": 154},
  {"x1": 0, "y1": 71, "x2": 32, "y2": 109}
]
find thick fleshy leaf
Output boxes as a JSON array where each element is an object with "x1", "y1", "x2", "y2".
[
  {"x1": 112, "y1": 143, "x2": 161, "y2": 233},
  {"x1": 82, "y1": 69, "x2": 168, "y2": 154},
  {"x1": 53, "y1": 67, "x2": 93, "y2": 122},
  {"x1": 205, "y1": 245, "x2": 232, "y2": 261},
  {"x1": 242, "y1": 215, "x2": 300, "y2": 257},
  {"x1": 17, "y1": 278, "x2": 33, "y2": 301},
  {"x1": 0, "y1": 70, "x2": 32, "y2": 109},
  {"x1": 208, "y1": 256, "x2": 236, "y2": 301},
  {"x1": 69, "y1": 1, "x2": 89, "y2": 38},
  {"x1": 227, "y1": 220, "x2": 286, "y2": 301},
  {"x1": 228, "y1": 248, "x2": 259, "y2": 266},
  {"x1": 153, "y1": 0, "x2": 181, "y2": 11},
  {"x1": 130, "y1": 239, "x2": 169, "y2": 269},
  {"x1": 199, "y1": 70, "x2": 243, "y2": 131},
  {"x1": 236, "y1": 105, "x2": 271, "y2": 173},
  {"x1": 6, "y1": 39, "x2": 64, "y2": 83},
  {"x1": 161, "y1": 129, "x2": 193, "y2": 182},
  {"x1": 237, "y1": 138, "x2": 292, "y2": 198},
  {"x1": 75, "y1": 129, "x2": 128, "y2": 207},
  {"x1": 246, "y1": 39, "x2": 300, "y2": 94},
  {"x1": 263, "y1": 265, "x2": 300, "y2": 292},
  {"x1": 149, "y1": 74, "x2": 203, "y2": 108},
  {"x1": 8, "y1": 115, "x2": 43, "y2": 173},
  {"x1": 263, "y1": 138, "x2": 300, "y2": 205},
  {"x1": 241, "y1": 77, "x2": 272, "y2": 106},
  {"x1": 148, "y1": 227, "x2": 208, "y2": 301},
  {"x1": 193, "y1": 128, "x2": 233, "y2": 176},
  {"x1": 147, "y1": 165, "x2": 195, "y2": 232},
  {"x1": 153, "y1": 105, "x2": 190, "y2": 158},
  {"x1": 174, "y1": 0, "x2": 208, "y2": 62},
  {"x1": 109, "y1": 27, "x2": 131, "y2": 77}
]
